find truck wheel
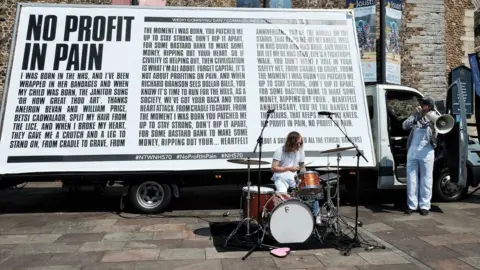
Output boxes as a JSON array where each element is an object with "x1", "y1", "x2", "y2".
[
  {"x1": 433, "y1": 168, "x2": 468, "y2": 202},
  {"x1": 129, "y1": 181, "x2": 172, "y2": 214}
]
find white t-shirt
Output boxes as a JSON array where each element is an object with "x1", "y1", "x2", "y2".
[{"x1": 272, "y1": 146, "x2": 305, "y2": 188}]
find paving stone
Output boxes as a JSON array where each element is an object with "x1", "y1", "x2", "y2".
[
  {"x1": 205, "y1": 247, "x2": 259, "y2": 259},
  {"x1": 102, "y1": 232, "x2": 154, "y2": 242},
  {"x1": 46, "y1": 252, "x2": 104, "y2": 266},
  {"x1": 437, "y1": 225, "x2": 477, "y2": 234},
  {"x1": 458, "y1": 256, "x2": 480, "y2": 268},
  {"x1": 167, "y1": 217, "x2": 200, "y2": 224},
  {"x1": 158, "y1": 248, "x2": 206, "y2": 260},
  {"x1": 222, "y1": 257, "x2": 277, "y2": 270},
  {"x1": 11, "y1": 243, "x2": 81, "y2": 254},
  {"x1": 315, "y1": 249, "x2": 369, "y2": 267},
  {"x1": 272, "y1": 255, "x2": 323, "y2": 268},
  {"x1": 419, "y1": 233, "x2": 480, "y2": 246},
  {"x1": 135, "y1": 260, "x2": 221, "y2": 270},
  {"x1": 447, "y1": 243, "x2": 480, "y2": 257},
  {"x1": 390, "y1": 237, "x2": 432, "y2": 251},
  {"x1": 425, "y1": 258, "x2": 477, "y2": 270},
  {"x1": 362, "y1": 223, "x2": 394, "y2": 232},
  {"x1": 357, "y1": 251, "x2": 410, "y2": 265},
  {"x1": 82, "y1": 219, "x2": 118, "y2": 227},
  {"x1": 123, "y1": 239, "x2": 183, "y2": 250},
  {"x1": 0, "y1": 234, "x2": 62, "y2": 245},
  {"x1": 16, "y1": 265, "x2": 82, "y2": 270},
  {"x1": 181, "y1": 239, "x2": 214, "y2": 248},
  {"x1": 1, "y1": 254, "x2": 52, "y2": 267},
  {"x1": 79, "y1": 262, "x2": 135, "y2": 270},
  {"x1": 0, "y1": 226, "x2": 54, "y2": 235},
  {"x1": 115, "y1": 218, "x2": 169, "y2": 226},
  {"x1": 153, "y1": 231, "x2": 193, "y2": 240},
  {"x1": 91, "y1": 225, "x2": 141, "y2": 233},
  {"x1": 54, "y1": 234, "x2": 105, "y2": 244},
  {"x1": 101, "y1": 248, "x2": 160, "y2": 262},
  {"x1": 357, "y1": 264, "x2": 423, "y2": 270},
  {"x1": 139, "y1": 224, "x2": 187, "y2": 232},
  {"x1": 407, "y1": 245, "x2": 463, "y2": 262},
  {"x1": 77, "y1": 241, "x2": 126, "y2": 252},
  {"x1": 372, "y1": 230, "x2": 426, "y2": 241},
  {"x1": 403, "y1": 218, "x2": 442, "y2": 228}
]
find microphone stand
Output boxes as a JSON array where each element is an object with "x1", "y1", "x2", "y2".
[
  {"x1": 242, "y1": 110, "x2": 278, "y2": 260},
  {"x1": 325, "y1": 114, "x2": 385, "y2": 256}
]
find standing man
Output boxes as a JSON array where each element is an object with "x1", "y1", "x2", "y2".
[
  {"x1": 402, "y1": 97, "x2": 438, "y2": 216},
  {"x1": 271, "y1": 131, "x2": 321, "y2": 224}
]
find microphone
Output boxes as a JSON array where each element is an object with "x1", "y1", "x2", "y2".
[
  {"x1": 318, "y1": 111, "x2": 337, "y2": 116},
  {"x1": 267, "y1": 109, "x2": 275, "y2": 114}
]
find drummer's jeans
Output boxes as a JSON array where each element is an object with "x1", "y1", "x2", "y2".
[{"x1": 273, "y1": 177, "x2": 320, "y2": 217}]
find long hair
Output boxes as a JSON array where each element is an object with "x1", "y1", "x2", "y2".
[{"x1": 284, "y1": 131, "x2": 302, "y2": 152}]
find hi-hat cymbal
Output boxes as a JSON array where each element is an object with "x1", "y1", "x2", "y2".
[
  {"x1": 227, "y1": 158, "x2": 270, "y2": 165},
  {"x1": 314, "y1": 166, "x2": 342, "y2": 171},
  {"x1": 320, "y1": 146, "x2": 355, "y2": 154}
]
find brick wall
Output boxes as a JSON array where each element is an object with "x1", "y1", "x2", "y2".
[{"x1": 0, "y1": 0, "x2": 473, "y2": 102}]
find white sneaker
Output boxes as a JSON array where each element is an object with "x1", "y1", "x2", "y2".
[{"x1": 316, "y1": 216, "x2": 322, "y2": 225}]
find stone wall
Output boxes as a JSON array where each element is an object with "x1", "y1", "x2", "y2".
[
  {"x1": 0, "y1": 0, "x2": 473, "y2": 101},
  {"x1": 401, "y1": 0, "x2": 446, "y2": 99},
  {"x1": 445, "y1": 0, "x2": 475, "y2": 79}
]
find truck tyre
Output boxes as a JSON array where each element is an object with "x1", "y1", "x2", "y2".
[
  {"x1": 433, "y1": 168, "x2": 468, "y2": 202},
  {"x1": 129, "y1": 181, "x2": 172, "y2": 214}
]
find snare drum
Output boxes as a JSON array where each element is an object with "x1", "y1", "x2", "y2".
[
  {"x1": 242, "y1": 186, "x2": 274, "y2": 220},
  {"x1": 262, "y1": 193, "x2": 314, "y2": 244},
  {"x1": 297, "y1": 171, "x2": 322, "y2": 195}
]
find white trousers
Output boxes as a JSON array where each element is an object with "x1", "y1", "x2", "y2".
[{"x1": 406, "y1": 150, "x2": 434, "y2": 211}]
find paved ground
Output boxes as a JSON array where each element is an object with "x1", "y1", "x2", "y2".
[{"x1": 0, "y1": 183, "x2": 479, "y2": 269}]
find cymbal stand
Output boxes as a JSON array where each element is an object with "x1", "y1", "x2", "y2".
[
  {"x1": 242, "y1": 109, "x2": 279, "y2": 260},
  {"x1": 335, "y1": 150, "x2": 342, "y2": 235},
  {"x1": 326, "y1": 114, "x2": 386, "y2": 255},
  {"x1": 224, "y1": 157, "x2": 259, "y2": 248}
]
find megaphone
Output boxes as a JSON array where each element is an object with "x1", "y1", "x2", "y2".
[{"x1": 425, "y1": 110, "x2": 455, "y2": 134}]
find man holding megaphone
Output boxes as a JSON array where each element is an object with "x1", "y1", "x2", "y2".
[{"x1": 402, "y1": 97, "x2": 441, "y2": 216}]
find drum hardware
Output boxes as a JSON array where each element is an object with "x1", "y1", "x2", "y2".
[
  {"x1": 320, "y1": 111, "x2": 386, "y2": 256},
  {"x1": 242, "y1": 109, "x2": 280, "y2": 261},
  {"x1": 224, "y1": 157, "x2": 272, "y2": 248}
]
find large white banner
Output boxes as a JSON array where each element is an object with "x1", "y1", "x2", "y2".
[{"x1": 0, "y1": 4, "x2": 376, "y2": 174}]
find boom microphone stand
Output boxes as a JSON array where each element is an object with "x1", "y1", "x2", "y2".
[
  {"x1": 242, "y1": 109, "x2": 278, "y2": 260},
  {"x1": 322, "y1": 112, "x2": 385, "y2": 255}
]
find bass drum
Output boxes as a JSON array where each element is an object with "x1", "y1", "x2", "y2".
[{"x1": 263, "y1": 194, "x2": 314, "y2": 244}]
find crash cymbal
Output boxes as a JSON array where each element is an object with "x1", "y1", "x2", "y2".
[
  {"x1": 314, "y1": 166, "x2": 342, "y2": 171},
  {"x1": 320, "y1": 146, "x2": 355, "y2": 154},
  {"x1": 227, "y1": 158, "x2": 270, "y2": 165}
]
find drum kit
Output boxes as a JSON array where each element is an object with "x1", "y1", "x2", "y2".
[{"x1": 223, "y1": 145, "x2": 356, "y2": 253}]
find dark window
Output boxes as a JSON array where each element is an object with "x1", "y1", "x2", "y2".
[{"x1": 367, "y1": 95, "x2": 374, "y2": 119}]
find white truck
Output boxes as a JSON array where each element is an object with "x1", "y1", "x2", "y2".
[
  {"x1": 0, "y1": 4, "x2": 476, "y2": 214},
  {"x1": 355, "y1": 84, "x2": 480, "y2": 202}
]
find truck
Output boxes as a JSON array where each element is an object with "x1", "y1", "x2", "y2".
[
  {"x1": 341, "y1": 84, "x2": 480, "y2": 202},
  {"x1": 0, "y1": 3, "x2": 476, "y2": 214}
]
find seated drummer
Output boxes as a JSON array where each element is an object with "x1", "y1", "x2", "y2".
[{"x1": 271, "y1": 131, "x2": 321, "y2": 225}]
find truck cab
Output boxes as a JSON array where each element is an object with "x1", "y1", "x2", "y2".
[{"x1": 362, "y1": 84, "x2": 480, "y2": 201}]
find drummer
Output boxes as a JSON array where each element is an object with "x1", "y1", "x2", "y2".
[{"x1": 271, "y1": 131, "x2": 321, "y2": 225}]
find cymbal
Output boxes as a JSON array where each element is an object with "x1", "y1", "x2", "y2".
[
  {"x1": 227, "y1": 158, "x2": 270, "y2": 165},
  {"x1": 314, "y1": 166, "x2": 342, "y2": 171},
  {"x1": 320, "y1": 146, "x2": 355, "y2": 154}
]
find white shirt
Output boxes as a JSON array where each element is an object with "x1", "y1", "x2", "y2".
[{"x1": 272, "y1": 146, "x2": 305, "y2": 188}]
